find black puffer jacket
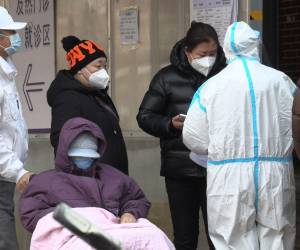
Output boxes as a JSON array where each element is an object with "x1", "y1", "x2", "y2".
[
  {"x1": 47, "y1": 70, "x2": 128, "y2": 174},
  {"x1": 137, "y1": 39, "x2": 226, "y2": 178}
]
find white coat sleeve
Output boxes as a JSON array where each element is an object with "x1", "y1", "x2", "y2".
[
  {"x1": 183, "y1": 87, "x2": 209, "y2": 155},
  {"x1": 0, "y1": 91, "x2": 26, "y2": 183}
]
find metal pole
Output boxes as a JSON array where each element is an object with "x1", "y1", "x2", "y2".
[{"x1": 246, "y1": 0, "x2": 250, "y2": 23}]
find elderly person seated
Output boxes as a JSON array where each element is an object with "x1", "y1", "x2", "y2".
[{"x1": 19, "y1": 117, "x2": 174, "y2": 250}]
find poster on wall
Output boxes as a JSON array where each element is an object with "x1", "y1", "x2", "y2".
[
  {"x1": 119, "y1": 7, "x2": 139, "y2": 45},
  {"x1": 8, "y1": 0, "x2": 55, "y2": 133},
  {"x1": 190, "y1": 0, "x2": 238, "y2": 44}
]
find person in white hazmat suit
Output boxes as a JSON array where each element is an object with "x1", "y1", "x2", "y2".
[{"x1": 182, "y1": 21, "x2": 297, "y2": 250}]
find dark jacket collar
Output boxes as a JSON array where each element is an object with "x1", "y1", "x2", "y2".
[{"x1": 47, "y1": 70, "x2": 109, "y2": 107}]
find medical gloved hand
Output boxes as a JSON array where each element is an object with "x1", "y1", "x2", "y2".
[{"x1": 120, "y1": 213, "x2": 137, "y2": 224}]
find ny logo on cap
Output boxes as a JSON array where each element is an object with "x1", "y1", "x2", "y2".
[{"x1": 66, "y1": 40, "x2": 104, "y2": 68}]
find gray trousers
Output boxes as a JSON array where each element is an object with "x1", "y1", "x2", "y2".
[{"x1": 0, "y1": 180, "x2": 19, "y2": 250}]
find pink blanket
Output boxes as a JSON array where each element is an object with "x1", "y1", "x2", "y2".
[{"x1": 30, "y1": 207, "x2": 175, "y2": 250}]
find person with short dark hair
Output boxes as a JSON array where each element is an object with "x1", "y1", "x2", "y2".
[
  {"x1": 47, "y1": 36, "x2": 128, "y2": 174},
  {"x1": 137, "y1": 22, "x2": 226, "y2": 250}
]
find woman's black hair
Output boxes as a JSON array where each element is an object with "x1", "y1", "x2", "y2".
[{"x1": 184, "y1": 21, "x2": 219, "y2": 52}]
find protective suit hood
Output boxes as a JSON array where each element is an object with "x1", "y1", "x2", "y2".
[{"x1": 223, "y1": 21, "x2": 260, "y2": 62}]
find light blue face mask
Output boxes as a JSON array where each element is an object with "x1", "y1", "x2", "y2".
[
  {"x1": 72, "y1": 157, "x2": 94, "y2": 170},
  {"x1": 0, "y1": 33, "x2": 22, "y2": 56}
]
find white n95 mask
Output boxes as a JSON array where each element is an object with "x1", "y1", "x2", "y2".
[
  {"x1": 88, "y1": 68, "x2": 110, "y2": 89},
  {"x1": 191, "y1": 56, "x2": 216, "y2": 76}
]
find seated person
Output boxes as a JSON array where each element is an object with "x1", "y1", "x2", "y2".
[
  {"x1": 19, "y1": 117, "x2": 175, "y2": 249},
  {"x1": 20, "y1": 117, "x2": 150, "y2": 232}
]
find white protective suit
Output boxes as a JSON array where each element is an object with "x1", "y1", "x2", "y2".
[
  {"x1": 0, "y1": 56, "x2": 28, "y2": 183},
  {"x1": 182, "y1": 21, "x2": 297, "y2": 250}
]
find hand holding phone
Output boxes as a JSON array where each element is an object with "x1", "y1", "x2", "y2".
[{"x1": 171, "y1": 114, "x2": 186, "y2": 130}]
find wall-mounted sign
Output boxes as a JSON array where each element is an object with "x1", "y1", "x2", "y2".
[
  {"x1": 190, "y1": 0, "x2": 238, "y2": 44},
  {"x1": 9, "y1": 0, "x2": 55, "y2": 133},
  {"x1": 120, "y1": 7, "x2": 139, "y2": 45}
]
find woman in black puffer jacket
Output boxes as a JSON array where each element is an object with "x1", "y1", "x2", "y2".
[{"x1": 137, "y1": 22, "x2": 226, "y2": 250}]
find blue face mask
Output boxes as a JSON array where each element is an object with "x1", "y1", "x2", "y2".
[
  {"x1": 0, "y1": 33, "x2": 22, "y2": 56},
  {"x1": 73, "y1": 157, "x2": 94, "y2": 170}
]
